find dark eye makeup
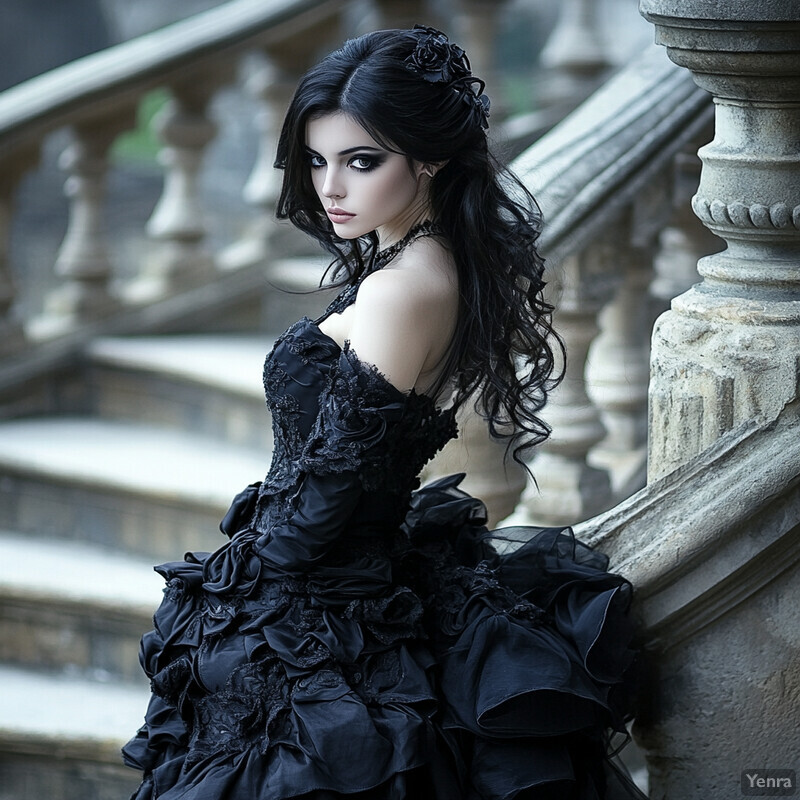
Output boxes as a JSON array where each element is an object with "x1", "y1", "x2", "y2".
[{"x1": 305, "y1": 150, "x2": 386, "y2": 172}]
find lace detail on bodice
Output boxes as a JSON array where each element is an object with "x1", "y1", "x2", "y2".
[{"x1": 261, "y1": 317, "x2": 456, "y2": 499}]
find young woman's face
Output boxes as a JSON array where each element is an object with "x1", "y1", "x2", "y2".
[{"x1": 305, "y1": 112, "x2": 429, "y2": 246}]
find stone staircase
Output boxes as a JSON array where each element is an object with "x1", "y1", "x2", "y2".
[{"x1": 0, "y1": 284, "x2": 332, "y2": 797}]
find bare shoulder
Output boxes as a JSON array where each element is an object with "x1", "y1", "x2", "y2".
[
  {"x1": 346, "y1": 234, "x2": 458, "y2": 392},
  {"x1": 357, "y1": 235, "x2": 458, "y2": 317}
]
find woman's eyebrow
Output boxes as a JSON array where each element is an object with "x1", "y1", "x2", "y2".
[
  {"x1": 304, "y1": 145, "x2": 385, "y2": 156},
  {"x1": 338, "y1": 146, "x2": 384, "y2": 155}
]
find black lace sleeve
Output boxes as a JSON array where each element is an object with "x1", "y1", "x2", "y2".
[{"x1": 300, "y1": 346, "x2": 456, "y2": 494}]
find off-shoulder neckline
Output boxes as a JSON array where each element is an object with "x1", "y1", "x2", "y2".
[{"x1": 295, "y1": 315, "x2": 451, "y2": 415}]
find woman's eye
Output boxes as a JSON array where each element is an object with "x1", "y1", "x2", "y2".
[
  {"x1": 350, "y1": 156, "x2": 376, "y2": 171},
  {"x1": 308, "y1": 154, "x2": 326, "y2": 168}
]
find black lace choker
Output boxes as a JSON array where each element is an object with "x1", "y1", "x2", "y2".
[{"x1": 373, "y1": 220, "x2": 442, "y2": 269}]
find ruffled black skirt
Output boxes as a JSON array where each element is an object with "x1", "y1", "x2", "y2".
[{"x1": 123, "y1": 475, "x2": 643, "y2": 800}]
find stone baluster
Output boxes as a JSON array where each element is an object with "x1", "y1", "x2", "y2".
[
  {"x1": 230, "y1": 12, "x2": 347, "y2": 267},
  {"x1": 0, "y1": 148, "x2": 38, "y2": 353},
  {"x1": 38, "y1": 114, "x2": 133, "y2": 333},
  {"x1": 520, "y1": 247, "x2": 618, "y2": 526},
  {"x1": 586, "y1": 182, "x2": 673, "y2": 493},
  {"x1": 226, "y1": 50, "x2": 309, "y2": 266},
  {"x1": 242, "y1": 56, "x2": 285, "y2": 217},
  {"x1": 640, "y1": 1, "x2": 800, "y2": 482},
  {"x1": 538, "y1": 0, "x2": 611, "y2": 114},
  {"x1": 586, "y1": 244, "x2": 653, "y2": 493},
  {"x1": 141, "y1": 76, "x2": 222, "y2": 292}
]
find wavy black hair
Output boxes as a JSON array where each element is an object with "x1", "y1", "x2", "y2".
[{"x1": 274, "y1": 27, "x2": 563, "y2": 465}]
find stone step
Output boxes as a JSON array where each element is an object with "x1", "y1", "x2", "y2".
[
  {"x1": 0, "y1": 665, "x2": 145, "y2": 800},
  {"x1": 0, "y1": 417, "x2": 268, "y2": 561},
  {"x1": 86, "y1": 334, "x2": 275, "y2": 449},
  {"x1": 0, "y1": 531, "x2": 162, "y2": 682}
]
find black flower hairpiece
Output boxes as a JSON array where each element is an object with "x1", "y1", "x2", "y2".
[
  {"x1": 404, "y1": 25, "x2": 491, "y2": 130},
  {"x1": 405, "y1": 25, "x2": 471, "y2": 84}
]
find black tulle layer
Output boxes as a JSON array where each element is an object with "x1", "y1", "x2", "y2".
[{"x1": 123, "y1": 475, "x2": 639, "y2": 800}]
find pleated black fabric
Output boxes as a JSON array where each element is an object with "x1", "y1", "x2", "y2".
[{"x1": 122, "y1": 306, "x2": 644, "y2": 800}]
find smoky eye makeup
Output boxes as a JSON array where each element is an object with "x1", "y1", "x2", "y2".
[
  {"x1": 304, "y1": 146, "x2": 387, "y2": 172},
  {"x1": 348, "y1": 153, "x2": 386, "y2": 172}
]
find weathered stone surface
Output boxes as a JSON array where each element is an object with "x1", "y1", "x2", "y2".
[{"x1": 583, "y1": 401, "x2": 800, "y2": 799}]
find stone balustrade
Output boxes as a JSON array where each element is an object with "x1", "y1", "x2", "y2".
[
  {"x1": 0, "y1": 1, "x2": 730, "y2": 514},
  {"x1": 428, "y1": 44, "x2": 716, "y2": 527},
  {"x1": 0, "y1": 0, "x2": 349, "y2": 352},
  {"x1": 501, "y1": 45, "x2": 713, "y2": 526},
  {"x1": 573, "y1": 2, "x2": 800, "y2": 796},
  {"x1": 0, "y1": 0, "x2": 721, "y2": 533},
  {"x1": 2, "y1": 0, "x2": 665, "y2": 530}
]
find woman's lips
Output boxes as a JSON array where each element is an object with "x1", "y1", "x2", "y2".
[{"x1": 327, "y1": 208, "x2": 355, "y2": 224}]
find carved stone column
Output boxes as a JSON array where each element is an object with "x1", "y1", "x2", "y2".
[
  {"x1": 636, "y1": 2, "x2": 800, "y2": 797},
  {"x1": 41, "y1": 114, "x2": 133, "y2": 331},
  {"x1": 642, "y1": 1, "x2": 800, "y2": 481},
  {"x1": 521, "y1": 247, "x2": 617, "y2": 525},
  {"x1": 587, "y1": 231, "x2": 654, "y2": 492},
  {"x1": 0, "y1": 148, "x2": 38, "y2": 353},
  {"x1": 142, "y1": 77, "x2": 221, "y2": 291}
]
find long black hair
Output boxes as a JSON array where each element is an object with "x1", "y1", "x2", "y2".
[{"x1": 275, "y1": 26, "x2": 563, "y2": 465}]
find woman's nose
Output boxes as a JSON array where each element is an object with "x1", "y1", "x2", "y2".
[{"x1": 322, "y1": 169, "x2": 344, "y2": 199}]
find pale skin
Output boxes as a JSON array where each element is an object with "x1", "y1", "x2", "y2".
[{"x1": 305, "y1": 112, "x2": 459, "y2": 398}]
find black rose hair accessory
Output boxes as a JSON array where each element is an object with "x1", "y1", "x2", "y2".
[
  {"x1": 405, "y1": 25, "x2": 471, "y2": 84},
  {"x1": 404, "y1": 24, "x2": 491, "y2": 130}
]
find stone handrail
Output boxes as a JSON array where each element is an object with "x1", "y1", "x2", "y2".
[
  {"x1": 514, "y1": 44, "x2": 709, "y2": 273},
  {"x1": 575, "y1": 398, "x2": 800, "y2": 799},
  {"x1": 0, "y1": 0, "x2": 343, "y2": 157}
]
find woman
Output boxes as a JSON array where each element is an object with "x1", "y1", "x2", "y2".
[{"x1": 123, "y1": 26, "x2": 641, "y2": 800}]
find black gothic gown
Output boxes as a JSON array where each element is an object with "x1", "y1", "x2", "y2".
[{"x1": 122, "y1": 286, "x2": 642, "y2": 800}]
